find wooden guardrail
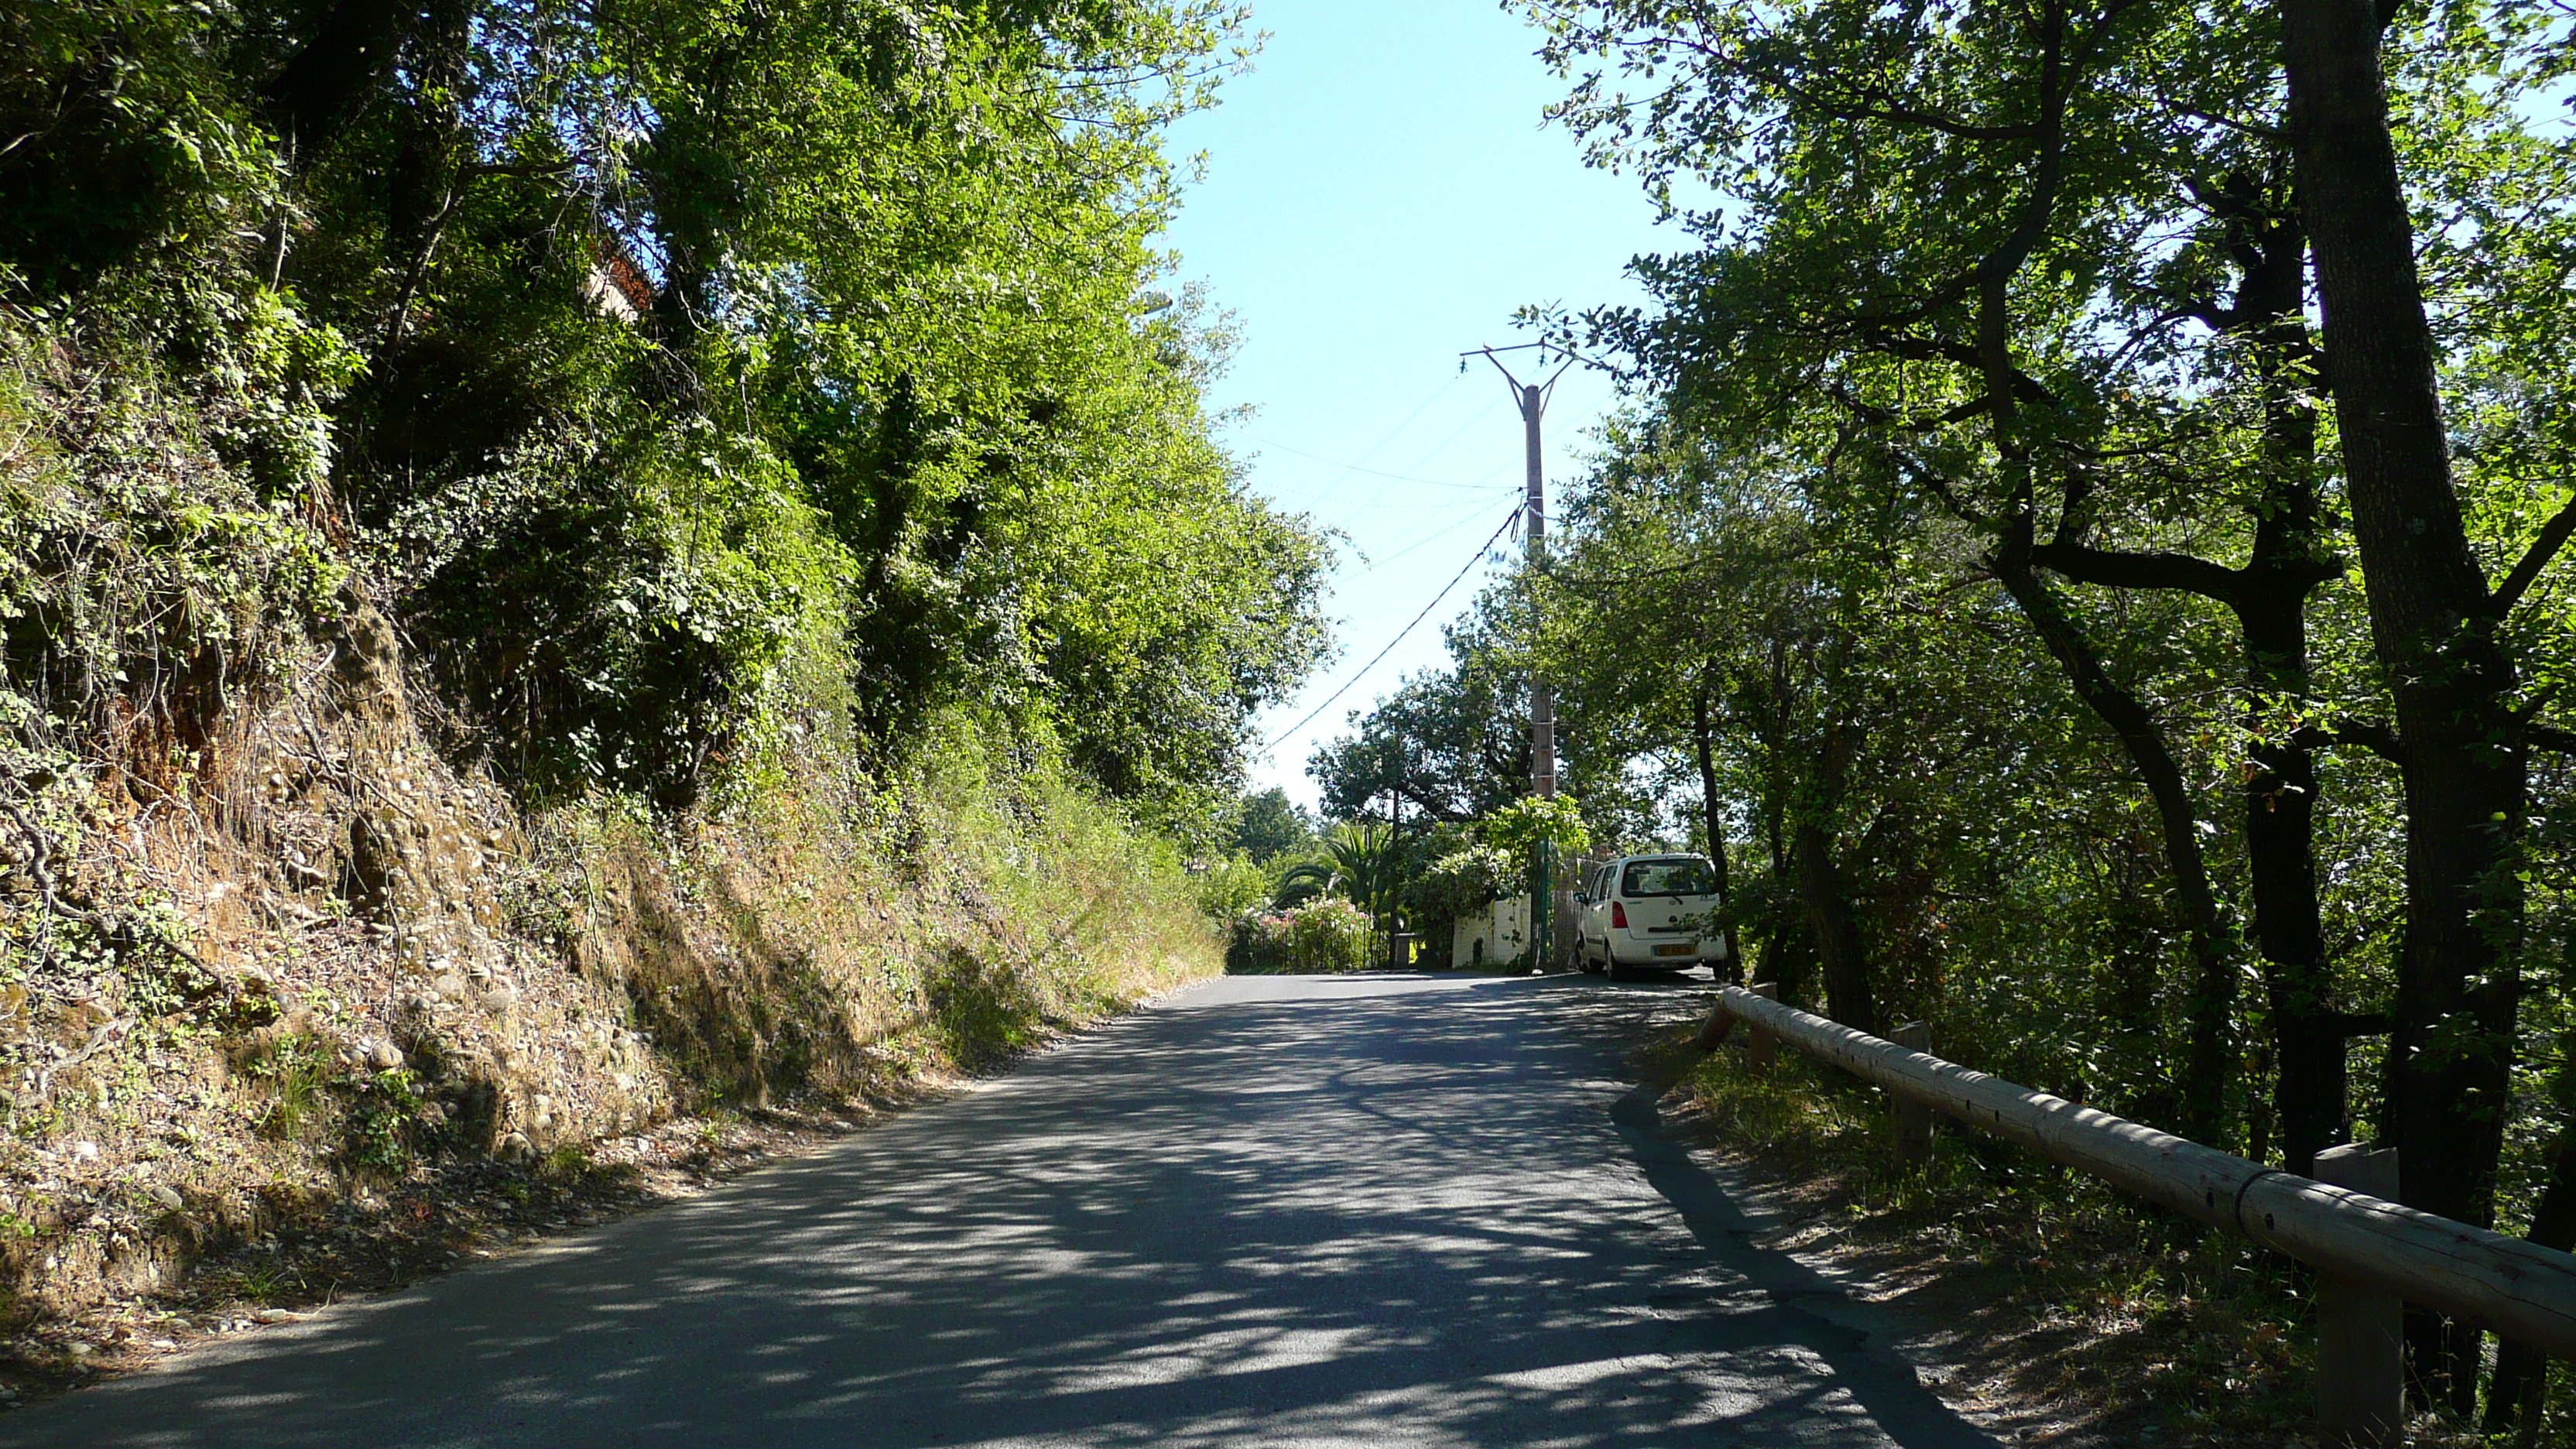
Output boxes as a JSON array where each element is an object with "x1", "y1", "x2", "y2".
[{"x1": 1705, "y1": 982, "x2": 2576, "y2": 1443}]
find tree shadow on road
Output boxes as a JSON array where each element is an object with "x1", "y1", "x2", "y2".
[{"x1": 2, "y1": 974, "x2": 2000, "y2": 1449}]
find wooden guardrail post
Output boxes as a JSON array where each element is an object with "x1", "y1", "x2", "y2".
[
  {"x1": 1890, "y1": 1021, "x2": 1932, "y2": 1164},
  {"x1": 1694, "y1": 992, "x2": 1734, "y2": 1050},
  {"x1": 2311, "y1": 1142, "x2": 2404, "y2": 1445},
  {"x1": 1745, "y1": 981, "x2": 1778, "y2": 1076}
]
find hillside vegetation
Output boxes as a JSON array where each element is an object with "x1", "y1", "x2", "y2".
[{"x1": 0, "y1": 0, "x2": 1323, "y2": 1339}]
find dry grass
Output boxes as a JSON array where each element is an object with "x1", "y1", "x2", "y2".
[{"x1": 0, "y1": 705, "x2": 1223, "y2": 1403}]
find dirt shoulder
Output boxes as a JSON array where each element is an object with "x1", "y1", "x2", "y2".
[
  {"x1": 1630, "y1": 1016, "x2": 2498, "y2": 1449},
  {"x1": 1632, "y1": 1016, "x2": 2308, "y2": 1449}
]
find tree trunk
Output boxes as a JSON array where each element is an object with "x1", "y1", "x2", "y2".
[
  {"x1": 1794, "y1": 822, "x2": 1872, "y2": 1033},
  {"x1": 1959, "y1": 1, "x2": 2234, "y2": 1139},
  {"x1": 2098, "y1": 836, "x2": 2177, "y2": 1127},
  {"x1": 1793, "y1": 723, "x2": 1875, "y2": 1033},
  {"x1": 2228, "y1": 180, "x2": 2346, "y2": 1178},
  {"x1": 2242, "y1": 579, "x2": 2344, "y2": 1176},
  {"x1": 1694, "y1": 682, "x2": 1745, "y2": 982},
  {"x1": 1992, "y1": 545, "x2": 2235, "y2": 1142},
  {"x1": 2281, "y1": 0, "x2": 2526, "y2": 1410}
]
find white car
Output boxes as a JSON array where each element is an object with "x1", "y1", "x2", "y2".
[{"x1": 1577, "y1": 854, "x2": 1729, "y2": 977}]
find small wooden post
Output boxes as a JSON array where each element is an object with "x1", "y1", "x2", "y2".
[
  {"x1": 1890, "y1": 1021, "x2": 1932, "y2": 1164},
  {"x1": 1745, "y1": 981, "x2": 1778, "y2": 1077},
  {"x1": 2312, "y1": 1143, "x2": 2403, "y2": 1445}
]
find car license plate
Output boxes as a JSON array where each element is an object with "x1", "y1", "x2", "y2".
[{"x1": 1653, "y1": 944, "x2": 1694, "y2": 957}]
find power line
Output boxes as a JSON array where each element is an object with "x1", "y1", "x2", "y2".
[
  {"x1": 1389, "y1": 395, "x2": 1506, "y2": 485},
  {"x1": 1265, "y1": 489, "x2": 1512, "y2": 512},
  {"x1": 1295, "y1": 372, "x2": 1463, "y2": 509},
  {"x1": 1261, "y1": 504, "x2": 1524, "y2": 751},
  {"x1": 1355, "y1": 491, "x2": 1523, "y2": 574},
  {"x1": 1245, "y1": 436, "x2": 1516, "y2": 492}
]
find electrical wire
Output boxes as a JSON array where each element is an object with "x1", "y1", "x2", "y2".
[
  {"x1": 1245, "y1": 436, "x2": 1516, "y2": 492},
  {"x1": 1290, "y1": 373, "x2": 1463, "y2": 509},
  {"x1": 1260, "y1": 504, "x2": 1525, "y2": 750},
  {"x1": 1262, "y1": 480, "x2": 1512, "y2": 510},
  {"x1": 1389, "y1": 395, "x2": 1506, "y2": 486},
  {"x1": 1355, "y1": 493, "x2": 1523, "y2": 574}
]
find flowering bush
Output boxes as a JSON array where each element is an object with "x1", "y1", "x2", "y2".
[
  {"x1": 1226, "y1": 896, "x2": 1375, "y2": 974},
  {"x1": 1420, "y1": 844, "x2": 1515, "y2": 915}
]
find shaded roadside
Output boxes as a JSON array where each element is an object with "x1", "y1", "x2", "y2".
[
  {"x1": 0, "y1": 1032, "x2": 1028, "y2": 1409},
  {"x1": 1643, "y1": 1017, "x2": 2435, "y2": 1448}
]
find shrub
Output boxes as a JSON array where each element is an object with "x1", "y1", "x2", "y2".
[
  {"x1": 1227, "y1": 896, "x2": 1375, "y2": 974},
  {"x1": 1194, "y1": 855, "x2": 1273, "y2": 920},
  {"x1": 1284, "y1": 896, "x2": 1374, "y2": 971},
  {"x1": 1419, "y1": 844, "x2": 1514, "y2": 916}
]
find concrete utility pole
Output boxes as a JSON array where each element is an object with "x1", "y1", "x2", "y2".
[
  {"x1": 1518, "y1": 379, "x2": 1555, "y2": 801},
  {"x1": 1464, "y1": 343, "x2": 1570, "y2": 967}
]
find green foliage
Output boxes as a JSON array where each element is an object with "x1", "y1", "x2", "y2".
[
  {"x1": 0, "y1": 0, "x2": 283, "y2": 293},
  {"x1": 1193, "y1": 855, "x2": 1273, "y2": 920},
  {"x1": 0, "y1": 297, "x2": 354, "y2": 772},
  {"x1": 1480, "y1": 795, "x2": 1591, "y2": 865},
  {"x1": 1226, "y1": 897, "x2": 1374, "y2": 975},
  {"x1": 1418, "y1": 844, "x2": 1515, "y2": 918},
  {"x1": 1309, "y1": 662, "x2": 1533, "y2": 825},
  {"x1": 243, "y1": 1032, "x2": 334, "y2": 1141},
  {"x1": 1277, "y1": 820, "x2": 1413, "y2": 913},
  {"x1": 346, "y1": 1067, "x2": 435, "y2": 1176},
  {"x1": 0, "y1": 0, "x2": 1325, "y2": 837},
  {"x1": 1230, "y1": 787, "x2": 1317, "y2": 863}
]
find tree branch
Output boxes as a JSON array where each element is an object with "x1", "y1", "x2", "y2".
[
  {"x1": 2028, "y1": 540, "x2": 2245, "y2": 602},
  {"x1": 2297, "y1": 718, "x2": 2406, "y2": 765},
  {"x1": 1857, "y1": 330, "x2": 2059, "y2": 405},
  {"x1": 2492, "y1": 493, "x2": 2576, "y2": 616},
  {"x1": 2155, "y1": 94, "x2": 2284, "y2": 140},
  {"x1": 2528, "y1": 724, "x2": 2576, "y2": 755}
]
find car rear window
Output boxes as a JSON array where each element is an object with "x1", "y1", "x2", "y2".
[{"x1": 1622, "y1": 858, "x2": 1715, "y2": 897}]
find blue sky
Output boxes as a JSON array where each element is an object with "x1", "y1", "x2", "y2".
[{"x1": 1155, "y1": 0, "x2": 1680, "y2": 813}]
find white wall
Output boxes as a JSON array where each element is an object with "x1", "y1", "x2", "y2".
[{"x1": 1451, "y1": 898, "x2": 1529, "y2": 968}]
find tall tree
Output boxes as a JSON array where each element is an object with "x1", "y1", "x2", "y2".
[{"x1": 2277, "y1": 0, "x2": 2528, "y2": 1403}]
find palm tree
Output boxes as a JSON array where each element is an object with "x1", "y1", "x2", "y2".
[{"x1": 1276, "y1": 821, "x2": 1414, "y2": 963}]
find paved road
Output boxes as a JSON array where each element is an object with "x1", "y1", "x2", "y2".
[{"x1": 2, "y1": 973, "x2": 1999, "y2": 1448}]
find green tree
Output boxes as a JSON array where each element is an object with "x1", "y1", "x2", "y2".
[
  {"x1": 1531, "y1": 0, "x2": 2576, "y2": 1415},
  {"x1": 1231, "y1": 787, "x2": 1317, "y2": 864},
  {"x1": 0, "y1": 0, "x2": 1324, "y2": 837}
]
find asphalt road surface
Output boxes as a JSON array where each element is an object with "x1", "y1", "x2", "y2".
[{"x1": 2, "y1": 972, "x2": 2001, "y2": 1448}]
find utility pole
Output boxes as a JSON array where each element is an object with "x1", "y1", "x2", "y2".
[
  {"x1": 1464, "y1": 342, "x2": 1571, "y2": 968},
  {"x1": 1388, "y1": 740, "x2": 1406, "y2": 970}
]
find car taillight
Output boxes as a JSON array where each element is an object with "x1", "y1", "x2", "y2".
[{"x1": 1611, "y1": 901, "x2": 1629, "y2": 929}]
